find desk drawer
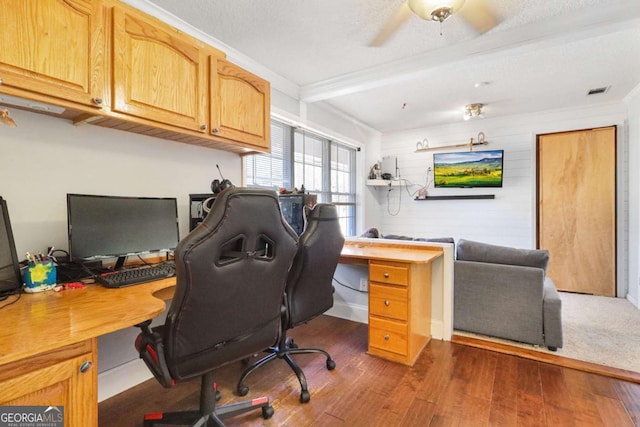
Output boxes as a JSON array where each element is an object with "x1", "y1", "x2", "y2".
[
  {"x1": 369, "y1": 284, "x2": 408, "y2": 321},
  {"x1": 370, "y1": 263, "x2": 408, "y2": 286},
  {"x1": 369, "y1": 316, "x2": 408, "y2": 356}
]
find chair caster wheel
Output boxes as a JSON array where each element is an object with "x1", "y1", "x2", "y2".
[
  {"x1": 237, "y1": 384, "x2": 249, "y2": 396},
  {"x1": 326, "y1": 359, "x2": 336, "y2": 370},
  {"x1": 300, "y1": 390, "x2": 311, "y2": 403},
  {"x1": 262, "y1": 405, "x2": 274, "y2": 419}
]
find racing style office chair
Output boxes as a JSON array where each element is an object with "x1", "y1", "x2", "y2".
[
  {"x1": 236, "y1": 203, "x2": 345, "y2": 403},
  {"x1": 134, "y1": 187, "x2": 298, "y2": 426}
]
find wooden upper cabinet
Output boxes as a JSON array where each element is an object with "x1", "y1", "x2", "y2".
[
  {"x1": 211, "y1": 58, "x2": 271, "y2": 150},
  {"x1": 112, "y1": 6, "x2": 208, "y2": 132},
  {"x1": 0, "y1": 0, "x2": 105, "y2": 108}
]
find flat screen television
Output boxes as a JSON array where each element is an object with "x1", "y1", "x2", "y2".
[
  {"x1": 67, "y1": 194, "x2": 179, "y2": 268},
  {"x1": 433, "y1": 149, "x2": 504, "y2": 188},
  {"x1": 0, "y1": 197, "x2": 22, "y2": 298}
]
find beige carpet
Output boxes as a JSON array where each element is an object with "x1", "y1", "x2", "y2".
[{"x1": 456, "y1": 292, "x2": 640, "y2": 373}]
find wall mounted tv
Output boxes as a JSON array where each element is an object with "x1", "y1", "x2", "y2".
[{"x1": 433, "y1": 149, "x2": 504, "y2": 188}]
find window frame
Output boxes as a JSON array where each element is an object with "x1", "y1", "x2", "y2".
[{"x1": 243, "y1": 119, "x2": 357, "y2": 236}]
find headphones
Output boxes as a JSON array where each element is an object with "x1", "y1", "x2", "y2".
[
  {"x1": 211, "y1": 164, "x2": 234, "y2": 194},
  {"x1": 210, "y1": 178, "x2": 233, "y2": 194}
]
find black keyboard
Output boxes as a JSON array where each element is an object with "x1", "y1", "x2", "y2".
[{"x1": 97, "y1": 263, "x2": 175, "y2": 288}]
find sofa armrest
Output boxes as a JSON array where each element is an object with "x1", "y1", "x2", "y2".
[
  {"x1": 543, "y1": 277, "x2": 563, "y2": 349},
  {"x1": 454, "y1": 260, "x2": 545, "y2": 345}
]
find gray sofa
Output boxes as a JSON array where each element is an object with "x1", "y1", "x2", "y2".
[{"x1": 454, "y1": 239, "x2": 563, "y2": 350}]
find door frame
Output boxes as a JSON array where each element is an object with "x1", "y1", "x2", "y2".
[{"x1": 534, "y1": 125, "x2": 627, "y2": 297}]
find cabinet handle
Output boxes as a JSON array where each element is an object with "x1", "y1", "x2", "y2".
[
  {"x1": 383, "y1": 272, "x2": 389, "y2": 278},
  {"x1": 212, "y1": 127, "x2": 219, "y2": 133},
  {"x1": 384, "y1": 300, "x2": 390, "y2": 306},
  {"x1": 384, "y1": 334, "x2": 390, "y2": 341},
  {"x1": 200, "y1": 124, "x2": 207, "y2": 131},
  {"x1": 79, "y1": 360, "x2": 93, "y2": 373},
  {"x1": 92, "y1": 98, "x2": 103, "y2": 105}
]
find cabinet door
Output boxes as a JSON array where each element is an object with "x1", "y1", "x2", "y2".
[
  {"x1": 0, "y1": 0, "x2": 105, "y2": 108},
  {"x1": 112, "y1": 7, "x2": 207, "y2": 132},
  {"x1": 0, "y1": 353, "x2": 97, "y2": 427},
  {"x1": 211, "y1": 58, "x2": 270, "y2": 150}
]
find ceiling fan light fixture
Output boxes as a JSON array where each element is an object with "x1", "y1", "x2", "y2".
[
  {"x1": 463, "y1": 103, "x2": 484, "y2": 120},
  {"x1": 408, "y1": 0, "x2": 466, "y2": 22}
]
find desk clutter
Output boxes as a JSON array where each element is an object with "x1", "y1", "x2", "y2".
[{"x1": 22, "y1": 250, "x2": 57, "y2": 293}]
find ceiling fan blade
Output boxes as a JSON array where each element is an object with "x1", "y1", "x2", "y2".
[
  {"x1": 369, "y1": 2, "x2": 412, "y2": 47},
  {"x1": 458, "y1": 0, "x2": 499, "y2": 34}
]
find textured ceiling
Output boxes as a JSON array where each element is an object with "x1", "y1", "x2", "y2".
[{"x1": 145, "y1": 0, "x2": 640, "y2": 133}]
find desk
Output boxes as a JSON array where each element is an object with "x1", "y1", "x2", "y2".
[
  {"x1": 0, "y1": 278, "x2": 175, "y2": 427},
  {"x1": 340, "y1": 240, "x2": 443, "y2": 365},
  {"x1": 0, "y1": 241, "x2": 445, "y2": 426}
]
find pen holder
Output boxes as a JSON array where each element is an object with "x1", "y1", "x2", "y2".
[{"x1": 23, "y1": 261, "x2": 57, "y2": 290}]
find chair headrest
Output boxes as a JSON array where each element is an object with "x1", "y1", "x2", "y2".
[{"x1": 306, "y1": 203, "x2": 339, "y2": 221}]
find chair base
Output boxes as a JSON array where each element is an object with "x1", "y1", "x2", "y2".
[
  {"x1": 236, "y1": 337, "x2": 335, "y2": 403},
  {"x1": 144, "y1": 372, "x2": 274, "y2": 427}
]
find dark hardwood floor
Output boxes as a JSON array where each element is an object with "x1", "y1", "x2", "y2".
[{"x1": 99, "y1": 316, "x2": 640, "y2": 426}]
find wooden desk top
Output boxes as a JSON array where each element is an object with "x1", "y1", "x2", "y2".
[
  {"x1": 0, "y1": 240, "x2": 444, "y2": 367},
  {"x1": 0, "y1": 278, "x2": 175, "y2": 367},
  {"x1": 340, "y1": 240, "x2": 443, "y2": 265}
]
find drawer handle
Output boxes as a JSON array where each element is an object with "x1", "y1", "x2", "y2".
[
  {"x1": 383, "y1": 272, "x2": 389, "y2": 278},
  {"x1": 384, "y1": 334, "x2": 390, "y2": 341},
  {"x1": 79, "y1": 360, "x2": 93, "y2": 373},
  {"x1": 384, "y1": 300, "x2": 391, "y2": 306}
]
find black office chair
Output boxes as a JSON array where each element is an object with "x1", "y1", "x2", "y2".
[
  {"x1": 236, "y1": 203, "x2": 345, "y2": 403},
  {"x1": 134, "y1": 187, "x2": 298, "y2": 426}
]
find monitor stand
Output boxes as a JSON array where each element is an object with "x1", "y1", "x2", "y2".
[{"x1": 114, "y1": 256, "x2": 127, "y2": 270}]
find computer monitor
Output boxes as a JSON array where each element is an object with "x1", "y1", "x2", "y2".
[
  {"x1": 0, "y1": 197, "x2": 22, "y2": 298},
  {"x1": 67, "y1": 194, "x2": 180, "y2": 269}
]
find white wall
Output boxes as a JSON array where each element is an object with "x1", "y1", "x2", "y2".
[
  {"x1": 0, "y1": 109, "x2": 240, "y2": 257},
  {"x1": 626, "y1": 84, "x2": 640, "y2": 306},
  {"x1": 376, "y1": 103, "x2": 630, "y2": 297}
]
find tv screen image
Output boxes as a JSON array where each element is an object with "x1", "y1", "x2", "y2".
[{"x1": 433, "y1": 150, "x2": 504, "y2": 188}]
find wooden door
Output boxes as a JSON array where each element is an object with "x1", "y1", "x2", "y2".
[
  {"x1": 112, "y1": 6, "x2": 207, "y2": 132},
  {"x1": 0, "y1": 0, "x2": 105, "y2": 108},
  {"x1": 537, "y1": 126, "x2": 616, "y2": 296},
  {"x1": 211, "y1": 58, "x2": 271, "y2": 150}
]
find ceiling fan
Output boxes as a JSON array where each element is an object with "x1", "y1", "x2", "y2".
[{"x1": 370, "y1": 0, "x2": 499, "y2": 46}]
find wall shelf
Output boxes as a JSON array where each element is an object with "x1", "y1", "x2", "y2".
[
  {"x1": 415, "y1": 132, "x2": 489, "y2": 152},
  {"x1": 366, "y1": 179, "x2": 402, "y2": 187},
  {"x1": 415, "y1": 195, "x2": 495, "y2": 200}
]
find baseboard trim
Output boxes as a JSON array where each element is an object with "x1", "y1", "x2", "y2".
[
  {"x1": 325, "y1": 302, "x2": 368, "y2": 324},
  {"x1": 98, "y1": 359, "x2": 153, "y2": 402},
  {"x1": 452, "y1": 334, "x2": 640, "y2": 384}
]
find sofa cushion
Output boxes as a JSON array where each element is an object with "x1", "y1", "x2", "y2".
[{"x1": 456, "y1": 239, "x2": 549, "y2": 272}]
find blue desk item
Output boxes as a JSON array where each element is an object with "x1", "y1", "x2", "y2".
[{"x1": 23, "y1": 260, "x2": 57, "y2": 289}]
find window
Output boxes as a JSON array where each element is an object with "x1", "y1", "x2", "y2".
[{"x1": 244, "y1": 120, "x2": 357, "y2": 236}]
